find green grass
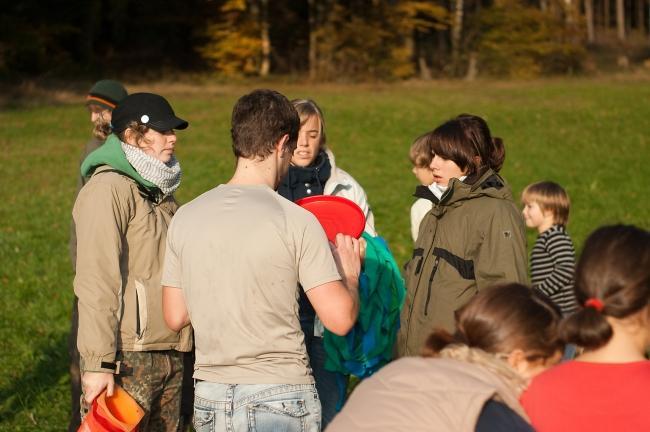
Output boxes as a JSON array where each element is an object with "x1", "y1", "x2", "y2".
[{"x1": 1, "y1": 78, "x2": 649, "y2": 430}]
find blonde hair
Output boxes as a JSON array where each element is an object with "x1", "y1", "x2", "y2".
[
  {"x1": 521, "y1": 181, "x2": 571, "y2": 226},
  {"x1": 409, "y1": 133, "x2": 432, "y2": 168},
  {"x1": 291, "y1": 99, "x2": 326, "y2": 149}
]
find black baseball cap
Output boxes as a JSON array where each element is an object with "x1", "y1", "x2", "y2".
[{"x1": 111, "y1": 93, "x2": 189, "y2": 133}]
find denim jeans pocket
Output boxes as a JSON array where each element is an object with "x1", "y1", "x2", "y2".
[
  {"x1": 248, "y1": 397, "x2": 309, "y2": 432},
  {"x1": 193, "y1": 406, "x2": 215, "y2": 432}
]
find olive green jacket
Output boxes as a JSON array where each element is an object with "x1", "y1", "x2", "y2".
[{"x1": 397, "y1": 170, "x2": 527, "y2": 357}]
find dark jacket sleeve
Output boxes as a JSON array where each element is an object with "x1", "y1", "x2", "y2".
[{"x1": 475, "y1": 400, "x2": 535, "y2": 432}]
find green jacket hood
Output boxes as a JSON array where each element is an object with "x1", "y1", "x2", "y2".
[
  {"x1": 414, "y1": 169, "x2": 513, "y2": 208},
  {"x1": 80, "y1": 134, "x2": 157, "y2": 190}
]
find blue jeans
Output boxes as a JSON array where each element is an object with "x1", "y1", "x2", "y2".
[
  {"x1": 562, "y1": 343, "x2": 577, "y2": 361},
  {"x1": 193, "y1": 381, "x2": 321, "y2": 432},
  {"x1": 300, "y1": 302, "x2": 348, "y2": 429}
]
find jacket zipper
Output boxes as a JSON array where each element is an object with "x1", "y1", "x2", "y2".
[
  {"x1": 404, "y1": 212, "x2": 438, "y2": 353},
  {"x1": 424, "y1": 256, "x2": 440, "y2": 316}
]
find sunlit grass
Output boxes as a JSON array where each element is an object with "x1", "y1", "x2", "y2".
[{"x1": 1, "y1": 78, "x2": 648, "y2": 429}]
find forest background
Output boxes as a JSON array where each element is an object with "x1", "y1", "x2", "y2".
[{"x1": 3, "y1": 0, "x2": 650, "y2": 82}]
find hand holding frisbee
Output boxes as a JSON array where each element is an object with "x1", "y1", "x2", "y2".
[{"x1": 296, "y1": 195, "x2": 366, "y2": 243}]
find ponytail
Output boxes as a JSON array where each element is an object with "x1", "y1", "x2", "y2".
[
  {"x1": 488, "y1": 136, "x2": 505, "y2": 172},
  {"x1": 559, "y1": 307, "x2": 613, "y2": 350},
  {"x1": 422, "y1": 329, "x2": 455, "y2": 357}
]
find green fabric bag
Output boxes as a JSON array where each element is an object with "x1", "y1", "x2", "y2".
[{"x1": 323, "y1": 233, "x2": 406, "y2": 379}]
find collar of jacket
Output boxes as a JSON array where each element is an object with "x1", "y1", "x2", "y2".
[
  {"x1": 437, "y1": 345, "x2": 530, "y2": 422},
  {"x1": 322, "y1": 148, "x2": 350, "y2": 195},
  {"x1": 80, "y1": 134, "x2": 158, "y2": 192},
  {"x1": 282, "y1": 150, "x2": 332, "y2": 189},
  {"x1": 414, "y1": 184, "x2": 439, "y2": 203},
  {"x1": 413, "y1": 168, "x2": 511, "y2": 217}
]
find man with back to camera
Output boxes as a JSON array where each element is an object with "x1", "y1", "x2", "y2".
[{"x1": 161, "y1": 89, "x2": 361, "y2": 431}]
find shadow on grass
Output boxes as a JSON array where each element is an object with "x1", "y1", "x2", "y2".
[{"x1": 0, "y1": 331, "x2": 69, "y2": 425}]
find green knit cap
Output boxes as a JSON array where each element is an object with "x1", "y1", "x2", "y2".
[{"x1": 86, "y1": 79, "x2": 128, "y2": 111}]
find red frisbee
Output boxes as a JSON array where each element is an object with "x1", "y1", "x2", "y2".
[{"x1": 296, "y1": 195, "x2": 366, "y2": 243}]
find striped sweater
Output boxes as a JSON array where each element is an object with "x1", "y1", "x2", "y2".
[{"x1": 530, "y1": 225, "x2": 578, "y2": 315}]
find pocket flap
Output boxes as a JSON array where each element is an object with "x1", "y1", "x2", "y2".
[
  {"x1": 134, "y1": 280, "x2": 148, "y2": 339},
  {"x1": 253, "y1": 398, "x2": 308, "y2": 417}
]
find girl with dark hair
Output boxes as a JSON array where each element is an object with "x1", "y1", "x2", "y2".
[
  {"x1": 521, "y1": 224, "x2": 650, "y2": 431},
  {"x1": 397, "y1": 114, "x2": 528, "y2": 357},
  {"x1": 328, "y1": 283, "x2": 563, "y2": 431}
]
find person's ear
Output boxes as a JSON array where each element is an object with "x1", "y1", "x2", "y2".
[
  {"x1": 276, "y1": 134, "x2": 290, "y2": 157},
  {"x1": 542, "y1": 208, "x2": 556, "y2": 222},
  {"x1": 123, "y1": 128, "x2": 135, "y2": 146}
]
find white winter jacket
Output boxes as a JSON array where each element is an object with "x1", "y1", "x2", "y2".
[{"x1": 323, "y1": 149, "x2": 376, "y2": 236}]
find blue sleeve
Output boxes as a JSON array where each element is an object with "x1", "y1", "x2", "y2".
[{"x1": 475, "y1": 400, "x2": 534, "y2": 432}]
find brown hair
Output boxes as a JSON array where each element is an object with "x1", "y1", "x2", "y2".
[
  {"x1": 423, "y1": 283, "x2": 562, "y2": 362},
  {"x1": 521, "y1": 181, "x2": 571, "y2": 226},
  {"x1": 117, "y1": 121, "x2": 150, "y2": 147},
  {"x1": 292, "y1": 99, "x2": 327, "y2": 149},
  {"x1": 427, "y1": 114, "x2": 505, "y2": 180},
  {"x1": 231, "y1": 89, "x2": 300, "y2": 159},
  {"x1": 409, "y1": 133, "x2": 433, "y2": 168},
  {"x1": 560, "y1": 225, "x2": 650, "y2": 350}
]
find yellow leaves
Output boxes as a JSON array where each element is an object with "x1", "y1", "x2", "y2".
[
  {"x1": 476, "y1": 3, "x2": 586, "y2": 77},
  {"x1": 390, "y1": 46, "x2": 416, "y2": 79},
  {"x1": 221, "y1": 0, "x2": 247, "y2": 13},
  {"x1": 394, "y1": 1, "x2": 450, "y2": 32},
  {"x1": 199, "y1": 1, "x2": 263, "y2": 77}
]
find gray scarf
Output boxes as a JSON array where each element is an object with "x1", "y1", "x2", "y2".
[{"x1": 121, "y1": 142, "x2": 181, "y2": 195}]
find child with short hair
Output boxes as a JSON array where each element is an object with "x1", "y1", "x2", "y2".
[
  {"x1": 408, "y1": 134, "x2": 434, "y2": 242},
  {"x1": 521, "y1": 181, "x2": 577, "y2": 315}
]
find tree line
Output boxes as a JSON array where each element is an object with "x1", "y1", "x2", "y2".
[{"x1": 2, "y1": 0, "x2": 648, "y2": 81}]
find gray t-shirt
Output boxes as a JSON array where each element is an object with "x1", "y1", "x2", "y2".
[{"x1": 162, "y1": 184, "x2": 341, "y2": 384}]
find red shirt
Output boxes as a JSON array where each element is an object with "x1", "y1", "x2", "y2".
[{"x1": 521, "y1": 360, "x2": 650, "y2": 432}]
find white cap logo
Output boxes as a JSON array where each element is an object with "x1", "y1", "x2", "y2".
[{"x1": 140, "y1": 115, "x2": 150, "y2": 124}]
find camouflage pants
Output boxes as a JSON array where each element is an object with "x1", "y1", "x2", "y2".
[{"x1": 81, "y1": 350, "x2": 185, "y2": 432}]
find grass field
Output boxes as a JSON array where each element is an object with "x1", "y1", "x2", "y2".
[{"x1": 1, "y1": 78, "x2": 649, "y2": 430}]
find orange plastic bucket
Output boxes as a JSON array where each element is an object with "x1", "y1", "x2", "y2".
[{"x1": 78, "y1": 385, "x2": 145, "y2": 432}]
